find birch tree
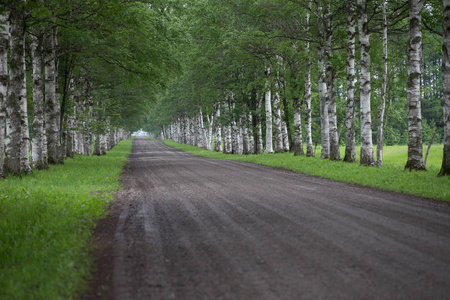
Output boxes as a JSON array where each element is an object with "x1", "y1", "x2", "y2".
[
  {"x1": 44, "y1": 27, "x2": 62, "y2": 164},
  {"x1": 376, "y1": 0, "x2": 388, "y2": 167},
  {"x1": 256, "y1": 91, "x2": 264, "y2": 154},
  {"x1": 324, "y1": 2, "x2": 340, "y2": 161},
  {"x1": 357, "y1": 0, "x2": 375, "y2": 166},
  {"x1": 439, "y1": 0, "x2": 450, "y2": 176},
  {"x1": 265, "y1": 75, "x2": 274, "y2": 154},
  {"x1": 30, "y1": 32, "x2": 46, "y2": 169},
  {"x1": 344, "y1": 2, "x2": 357, "y2": 163},
  {"x1": 405, "y1": 0, "x2": 426, "y2": 170},
  {"x1": 4, "y1": 5, "x2": 31, "y2": 175},
  {"x1": 0, "y1": 12, "x2": 8, "y2": 177},
  {"x1": 304, "y1": 8, "x2": 314, "y2": 157},
  {"x1": 214, "y1": 102, "x2": 222, "y2": 152},
  {"x1": 272, "y1": 80, "x2": 284, "y2": 153}
]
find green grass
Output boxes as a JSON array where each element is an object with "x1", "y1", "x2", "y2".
[
  {"x1": 162, "y1": 140, "x2": 450, "y2": 202},
  {"x1": 0, "y1": 139, "x2": 132, "y2": 300}
]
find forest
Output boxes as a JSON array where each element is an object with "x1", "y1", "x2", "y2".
[{"x1": 1, "y1": 0, "x2": 450, "y2": 176}]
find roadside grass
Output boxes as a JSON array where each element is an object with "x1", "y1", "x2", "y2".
[
  {"x1": 162, "y1": 140, "x2": 449, "y2": 202},
  {"x1": 0, "y1": 139, "x2": 132, "y2": 300}
]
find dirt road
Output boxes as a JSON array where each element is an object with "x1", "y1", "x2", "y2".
[{"x1": 86, "y1": 137, "x2": 450, "y2": 299}]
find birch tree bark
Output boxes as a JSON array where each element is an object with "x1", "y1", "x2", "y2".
[
  {"x1": 44, "y1": 28, "x2": 62, "y2": 164},
  {"x1": 273, "y1": 80, "x2": 284, "y2": 153},
  {"x1": 292, "y1": 85, "x2": 304, "y2": 156},
  {"x1": 83, "y1": 81, "x2": 93, "y2": 156},
  {"x1": 31, "y1": 33, "x2": 46, "y2": 169},
  {"x1": 376, "y1": 0, "x2": 388, "y2": 167},
  {"x1": 304, "y1": 8, "x2": 314, "y2": 157},
  {"x1": 256, "y1": 91, "x2": 264, "y2": 154},
  {"x1": 439, "y1": 0, "x2": 450, "y2": 176},
  {"x1": 242, "y1": 113, "x2": 249, "y2": 154},
  {"x1": 344, "y1": 3, "x2": 357, "y2": 163},
  {"x1": 0, "y1": 12, "x2": 9, "y2": 176},
  {"x1": 325, "y1": 2, "x2": 340, "y2": 161},
  {"x1": 357, "y1": 0, "x2": 375, "y2": 166},
  {"x1": 223, "y1": 101, "x2": 232, "y2": 154},
  {"x1": 248, "y1": 111, "x2": 254, "y2": 154},
  {"x1": 4, "y1": 7, "x2": 31, "y2": 175},
  {"x1": 206, "y1": 113, "x2": 213, "y2": 150},
  {"x1": 405, "y1": 0, "x2": 425, "y2": 170},
  {"x1": 265, "y1": 71, "x2": 274, "y2": 154},
  {"x1": 214, "y1": 102, "x2": 222, "y2": 152},
  {"x1": 318, "y1": 45, "x2": 330, "y2": 159}
]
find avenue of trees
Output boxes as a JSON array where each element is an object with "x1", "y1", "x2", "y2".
[
  {"x1": 0, "y1": 0, "x2": 177, "y2": 176},
  {"x1": 145, "y1": 0, "x2": 450, "y2": 176},
  {"x1": 1, "y1": 0, "x2": 450, "y2": 177}
]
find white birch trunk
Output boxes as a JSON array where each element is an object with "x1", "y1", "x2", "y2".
[
  {"x1": 4, "y1": 8, "x2": 31, "y2": 175},
  {"x1": 282, "y1": 119, "x2": 290, "y2": 152},
  {"x1": 304, "y1": 6, "x2": 314, "y2": 157},
  {"x1": 292, "y1": 88, "x2": 304, "y2": 156},
  {"x1": 248, "y1": 111, "x2": 254, "y2": 154},
  {"x1": 344, "y1": 3, "x2": 357, "y2": 163},
  {"x1": 265, "y1": 74, "x2": 274, "y2": 154},
  {"x1": 324, "y1": 3, "x2": 340, "y2": 161},
  {"x1": 273, "y1": 82, "x2": 284, "y2": 153},
  {"x1": 31, "y1": 33, "x2": 46, "y2": 168},
  {"x1": 223, "y1": 101, "x2": 232, "y2": 154},
  {"x1": 206, "y1": 113, "x2": 213, "y2": 151},
  {"x1": 214, "y1": 103, "x2": 222, "y2": 152},
  {"x1": 83, "y1": 82, "x2": 93, "y2": 156},
  {"x1": 440, "y1": 0, "x2": 450, "y2": 176},
  {"x1": 377, "y1": 0, "x2": 388, "y2": 167},
  {"x1": 242, "y1": 113, "x2": 249, "y2": 154},
  {"x1": 318, "y1": 44, "x2": 330, "y2": 159},
  {"x1": 358, "y1": 0, "x2": 375, "y2": 166},
  {"x1": 0, "y1": 12, "x2": 9, "y2": 176},
  {"x1": 231, "y1": 105, "x2": 240, "y2": 154},
  {"x1": 405, "y1": 0, "x2": 425, "y2": 170},
  {"x1": 44, "y1": 29, "x2": 62, "y2": 164},
  {"x1": 256, "y1": 91, "x2": 264, "y2": 154}
]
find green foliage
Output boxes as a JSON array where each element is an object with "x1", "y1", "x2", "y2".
[
  {"x1": 163, "y1": 140, "x2": 449, "y2": 202},
  {"x1": 0, "y1": 139, "x2": 132, "y2": 300}
]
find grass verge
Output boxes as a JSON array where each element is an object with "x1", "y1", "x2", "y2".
[
  {"x1": 162, "y1": 140, "x2": 450, "y2": 202},
  {"x1": 0, "y1": 139, "x2": 132, "y2": 300}
]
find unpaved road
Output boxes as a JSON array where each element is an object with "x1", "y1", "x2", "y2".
[{"x1": 85, "y1": 137, "x2": 450, "y2": 300}]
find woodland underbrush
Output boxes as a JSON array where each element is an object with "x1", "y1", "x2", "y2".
[
  {"x1": 0, "y1": 139, "x2": 132, "y2": 300},
  {"x1": 163, "y1": 140, "x2": 450, "y2": 202}
]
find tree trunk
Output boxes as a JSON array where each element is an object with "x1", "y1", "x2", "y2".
[
  {"x1": 439, "y1": 0, "x2": 450, "y2": 176},
  {"x1": 273, "y1": 81, "x2": 284, "y2": 153},
  {"x1": 4, "y1": 7, "x2": 31, "y2": 175},
  {"x1": 357, "y1": 0, "x2": 375, "y2": 166},
  {"x1": 248, "y1": 111, "x2": 254, "y2": 154},
  {"x1": 0, "y1": 12, "x2": 9, "y2": 177},
  {"x1": 405, "y1": 0, "x2": 425, "y2": 170},
  {"x1": 214, "y1": 102, "x2": 222, "y2": 152},
  {"x1": 83, "y1": 81, "x2": 93, "y2": 156},
  {"x1": 318, "y1": 44, "x2": 330, "y2": 159},
  {"x1": 304, "y1": 8, "x2": 314, "y2": 157},
  {"x1": 242, "y1": 112, "x2": 249, "y2": 154},
  {"x1": 265, "y1": 73, "x2": 274, "y2": 154},
  {"x1": 223, "y1": 101, "x2": 232, "y2": 154},
  {"x1": 344, "y1": 4, "x2": 357, "y2": 163},
  {"x1": 31, "y1": 33, "x2": 46, "y2": 169},
  {"x1": 376, "y1": 0, "x2": 388, "y2": 167},
  {"x1": 44, "y1": 28, "x2": 62, "y2": 164},
  {"x1": 206, "y1": 113, "x2": 213, "y2": 150},
  {"x1": 292, "y1": 93, "x2": 304, "y2": 156},
  {"x1": 256, "y1": 91, "x2": 264, "y2": 154},
  {"x1": 325, "y1": 3, "x2": 340, "y2": 161}
]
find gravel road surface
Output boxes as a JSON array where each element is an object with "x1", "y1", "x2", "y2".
[{"x1": 85, "y1": 137, "x2": 450, "y2": 300}]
